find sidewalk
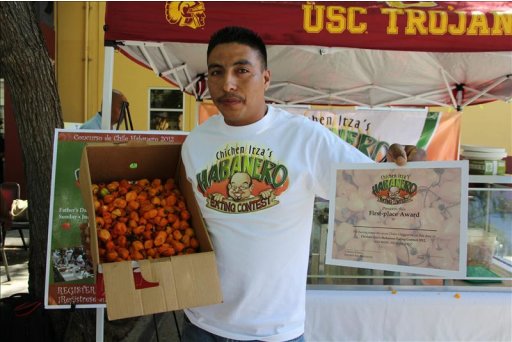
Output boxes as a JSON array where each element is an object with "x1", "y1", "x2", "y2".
[
  {"x1": 1, "y1": 229, "x2": 183, "y2": 341},
  {"x1": 0, "y1": 229, "x2": 29, "y2": 298}
]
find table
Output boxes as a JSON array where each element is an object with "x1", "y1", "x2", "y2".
[{"x1": 305, "y1": 289, "x2": 512, "y2": 341}]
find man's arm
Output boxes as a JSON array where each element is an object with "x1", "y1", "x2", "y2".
[{"x1": 386, "y1": 144, "x2": 427, "y2": 166}]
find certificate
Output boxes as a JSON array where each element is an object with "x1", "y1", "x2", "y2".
[{"x1": 326, "y1": 161, "x2": 468, "y2": 278}]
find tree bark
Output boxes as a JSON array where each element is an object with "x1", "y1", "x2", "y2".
[
  {"x1": 0, "y1": 1, "x2": 68, "y2": 338},
  {"x1": 0, "y1": 1, "x2": 62, "y2": 296},
  {"x1": 0, "y1": 3, "x2": 155, "y2": 340}
]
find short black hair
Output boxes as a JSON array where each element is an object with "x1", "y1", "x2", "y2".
[{"x1": 207, "y1": 26, "x2": 267, "y2": 69}]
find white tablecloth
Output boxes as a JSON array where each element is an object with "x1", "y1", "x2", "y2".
[{"x1": 305, "y1": 289, "x2": 512, "y2": 342}]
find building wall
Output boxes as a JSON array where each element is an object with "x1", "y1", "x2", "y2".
[
  {"x1": 459, "y1": 101, "x2": 512, "y2": 154},
  {"x1": 55, "y1": 2, "x2": 196, "y2": 131},
  {"x1": 54, "y1": 2, "x2": 511, "y2": 155},
  {"x1": 55, "y1": 1, "x2": 89, "y2": 124},
  {"x1": 427, "y1": 102, "x2": 512, "y2": 155},
  {"x1": 112, "y1": 52, "x2": 197, "y2": 132}
]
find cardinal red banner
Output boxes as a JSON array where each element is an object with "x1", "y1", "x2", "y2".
[{"x1": 105, "y1": 1, "x2": 512, "y2": 52}]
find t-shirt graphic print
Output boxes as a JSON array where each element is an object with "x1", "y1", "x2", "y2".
[{"x1": 195, "y1": 142, "x2": 289, "y2": 214}]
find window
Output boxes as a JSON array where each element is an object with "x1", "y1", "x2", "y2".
[{"x1": 148, "y1": 88, "x2": 184, "y2": 131}]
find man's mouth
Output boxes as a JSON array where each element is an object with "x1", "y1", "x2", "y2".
[{"x1": 217, "y1": 95, "x2": 244, "y2": 105}]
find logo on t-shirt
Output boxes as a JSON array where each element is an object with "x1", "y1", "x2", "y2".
[{"x1": 195, "y1": 143, "x2": 289, "y2": 214}]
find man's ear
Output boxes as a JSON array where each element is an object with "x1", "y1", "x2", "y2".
[{"x1": 263, "y1": 69, "x2": 271, "y2": 91}]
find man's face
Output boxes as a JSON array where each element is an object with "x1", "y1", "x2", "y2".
[{"x1": 207, "y1": 43, "x2": 270, "y2": 126}]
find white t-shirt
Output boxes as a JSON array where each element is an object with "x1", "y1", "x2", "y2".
[{"x1": 181, "y1": 105, "x2": 372, "y2": 341}]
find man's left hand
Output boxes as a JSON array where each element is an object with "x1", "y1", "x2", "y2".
[{"x1": 386, "y1": 144, "x2": 427, "y2": 166}]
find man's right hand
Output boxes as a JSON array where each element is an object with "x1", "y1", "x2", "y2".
[{"x1": 385, "y1": 144, "x2": 427, "y2": 166}]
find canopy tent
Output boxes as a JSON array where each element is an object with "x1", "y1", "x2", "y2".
[{"x1": 101, "y1": 1, "x2": 512, "y2": 126}]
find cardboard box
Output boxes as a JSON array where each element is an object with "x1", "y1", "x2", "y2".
[{"x1": 79, "y1": 142, "x2": 222, "y2": 320}]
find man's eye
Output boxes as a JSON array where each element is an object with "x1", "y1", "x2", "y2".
[
  {"x1": 209, "y1": 70, "x2": 220, "y2": 76},
  {"x1": 237, "y1": 68, "x2": 249, "y2": 74}
]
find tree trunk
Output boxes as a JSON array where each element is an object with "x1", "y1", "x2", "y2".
[
  {"x1": 0, "y1": 1, "x2": 62, "y2": 296},
  {"x1": 0, "y1": 1, "x2": 68, "y2": 338},
  {"x1": 0, "y1": 3, "x2": 159, "y2": 340}
]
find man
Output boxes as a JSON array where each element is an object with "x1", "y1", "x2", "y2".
[
  {"x1": 181, "y1": 26, "x2": 423, "y2": 342},
  {"x1": 80, "y1": 89, "x2": 127, "y2": 129}
]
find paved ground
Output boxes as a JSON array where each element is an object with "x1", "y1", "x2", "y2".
[
  {"x1": 0, "y1": 229, "x2": 29, "y2": 297},
  {"x1": 1, "y1": 229, "x2": 183, "y2": 341}
]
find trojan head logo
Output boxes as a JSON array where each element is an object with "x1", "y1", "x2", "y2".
[
  {"x1": 372, "y1": 175, "x2": 417, "y2": 205},
  {"x1": 165, "y1": 1, "x2": 206, "y2": 29}
]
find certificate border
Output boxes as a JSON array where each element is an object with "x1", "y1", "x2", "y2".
[{"x1": 326, "y1": 161, "x2": 469, "y2": 278}]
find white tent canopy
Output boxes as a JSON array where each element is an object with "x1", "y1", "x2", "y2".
[
  {"x1": 119, "y1": 41, "x2": 512, "y2": 108},
  {"x1": 99, "y1": 1, "x2": 512, "y2": 127}
]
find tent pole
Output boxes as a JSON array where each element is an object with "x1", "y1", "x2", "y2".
[
  {"x1": 95, "y1": 42, "x2": 115, "y2": 342},
  {"x1": 463, "y1": 74, "x2": 511, "y2": 107},
  {"x1": 96, "y1": 307, "x2": 104, "y2": 342},
  {"x1": 195, "y1": 100, "x2": 200, "y2": 130},
  {"x1": 101, "y1": 44, "x2": 115, "y2": 130},
  {"x1": 441, "y1": 69, "x2": 458, "y2": 110}
]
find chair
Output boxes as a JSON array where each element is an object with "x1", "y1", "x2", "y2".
[{"x1": 1, "y1": 182, "x2": 30, "y2": 281}]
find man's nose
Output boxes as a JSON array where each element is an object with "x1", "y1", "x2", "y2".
[{"x1": 222, "y1": 72, "x2": 237, "y2": 92}]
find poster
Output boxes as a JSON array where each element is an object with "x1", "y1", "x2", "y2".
[
  {"x1": 326, "y1": 161, "x2": 468, "y2": 278},
  {"x1": 299, "y1": 108, "x2": 435, "y2": 157},
  {"x1": 44, "y1": 129, "x2": 187, "y2": 309},
  {"x1": 200, "y1": 104, "x2": 461, "y2": 161}
]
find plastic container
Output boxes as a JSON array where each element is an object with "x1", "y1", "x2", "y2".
[
  {"x1": 468, "y1": 159, "x2": 506, "y2": 175},
  {"x1": 467, "y1": 229, "x2": 497, "y2": 269}
]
